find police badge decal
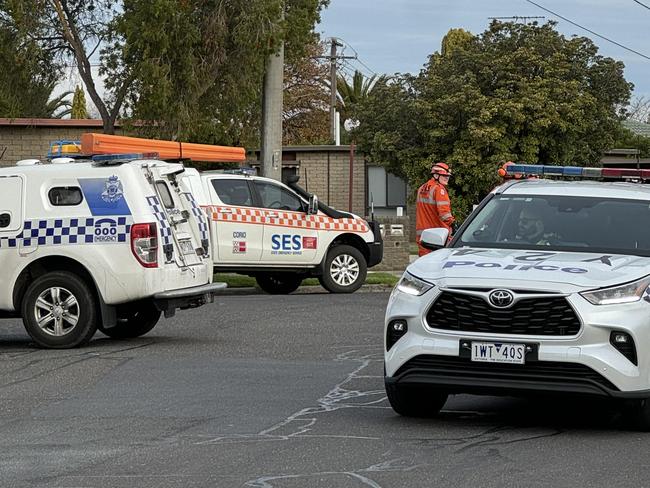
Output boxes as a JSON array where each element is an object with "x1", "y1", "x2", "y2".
[{"x1": 101, "y1": 175, "x2": 124, "y2": 203}]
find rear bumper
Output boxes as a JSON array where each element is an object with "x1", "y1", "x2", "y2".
[
  {"x1": 153, "y1": 282, "x2": 226, "y2": 317},
  {"x1": 386, "y1": 354, "x2": 650, "y2": 399}
]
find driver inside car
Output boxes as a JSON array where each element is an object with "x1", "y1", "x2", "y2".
[{"x1": 514, "y1": 207, "x2": 559, "y2": 245}]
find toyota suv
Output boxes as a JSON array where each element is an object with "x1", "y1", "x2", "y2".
[{"x1": 385, "y1": 164, "x2": 650, "y2": 429}]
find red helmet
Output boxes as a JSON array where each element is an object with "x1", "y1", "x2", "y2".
[
  {"x1": 498, "y1": 161, "x2": 518, "y2": 178},
  {"x1": 431, "y1": 162, "x2": 452, "y2": 176}
]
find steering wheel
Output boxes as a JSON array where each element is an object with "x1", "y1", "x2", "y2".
[{"x1": 268, "y1": 200, "x2": 284, "y2": 209}]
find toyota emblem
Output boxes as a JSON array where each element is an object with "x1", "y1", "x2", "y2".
[{"x1": 489, "y1": 289, "x2": 514, "y2": 308}]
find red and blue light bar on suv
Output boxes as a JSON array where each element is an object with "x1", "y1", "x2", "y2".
[{"x1": 504, "y1": 164, "x2": 650, "y2": 180}]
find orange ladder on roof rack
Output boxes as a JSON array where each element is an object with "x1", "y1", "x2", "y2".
[{"x1": 80, "y1": 133, "x2": 246, "y2": 163}]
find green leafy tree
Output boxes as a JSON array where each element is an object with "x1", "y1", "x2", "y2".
[
  {"x1": 356, "y1": 21, "x2": 632, "y2": 219},
  {"x1": 1, "y1": 0, "x2": 126, "y2": 132},
  {"x1": 0, "y1": 23, "x2": 70, "y2": 117},
  {"x1": 109, "y1": 0, "x2": 328, "y2": 146},
  {"x1": 71, "y1": 85, "x2": 89, "y2": 118}
]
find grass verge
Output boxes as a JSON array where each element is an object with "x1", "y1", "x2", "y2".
[{"x1": 214, "y1": 272, "x2": 399, "y2": 288}]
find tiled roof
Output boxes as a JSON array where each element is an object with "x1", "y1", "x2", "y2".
[{"x1": 623, "y1": 120, "x2": 650, "y2": 137}]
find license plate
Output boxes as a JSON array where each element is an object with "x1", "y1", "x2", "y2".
[
  {"x1": 179, "y1": 239, "x2": 195, "y2": 255},
  {"x1": 471, "y1": 342, "x2": 525, "y2": 364}
]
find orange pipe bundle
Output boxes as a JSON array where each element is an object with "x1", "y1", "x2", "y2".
[{"x1": 80, "y1": 133, "x2": 246, "y2": 163}]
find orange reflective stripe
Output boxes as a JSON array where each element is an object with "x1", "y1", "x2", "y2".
[{"x1": 203, "y1": 205, "x2": 370, "y2": 233}]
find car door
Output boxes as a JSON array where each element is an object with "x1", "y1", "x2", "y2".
[
  {"x1": 254, "y1": 180, "x2": 319, "y2": 265},
  {"x1": 0, "y1": 175, "x2": 24, "y2": 253},
  {"x1": 146, "y1": 167, "x2": 203, "y2": 268},
  {"x1": 206, "y1": 177, "x2": 263, "y2": 263}
]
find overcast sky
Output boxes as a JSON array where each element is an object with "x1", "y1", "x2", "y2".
[{"x1": 317, "y1": 0, "x2": 650, "y2": 99}]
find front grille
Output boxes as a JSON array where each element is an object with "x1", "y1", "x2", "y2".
[
  {"x1": 426, "y1": 291, "x2": 581, "y2": 336},
  {"x1": 395, "y1": 355, "x2": 618, "y2": 392}
]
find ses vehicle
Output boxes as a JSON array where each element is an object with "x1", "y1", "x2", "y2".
[
  {"x1": 385, "y1": 164, "x2": 650, "y2": 429},
  {"x1": 183, "y1": 169, "x2": 383, "y2": 294},
  {"x1": 0, "y1": 153, "x2": 224, "y2": 349}
]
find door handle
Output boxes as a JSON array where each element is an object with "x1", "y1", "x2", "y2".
[
  {"x1": 218, "y1": 208, "x2": 233, "y2": 214},
  {"x1": 266, "y1": 212, "x2": 280, "y2": 218}
]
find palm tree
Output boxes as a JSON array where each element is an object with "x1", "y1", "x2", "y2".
[
  {"x1": 336, "y1": 70, "x2": 386, "y2": 122},
  {"x1": 45, "y1": 90, "x2": 73, "y2": 118}
]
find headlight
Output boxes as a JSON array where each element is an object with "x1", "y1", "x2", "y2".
[
  {"x1": 581, "y1": 275, "x2": 650, "y2": 305},
  {"x1": 396, "y1": 271, "x2": 434, "y2": 296}
]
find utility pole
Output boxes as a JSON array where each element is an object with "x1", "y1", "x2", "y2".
[
  {"x1": 260, "y1": 8, "x2": 284, "y2": 181},
  {"x1": 317, "y1": 38, "x2": 356, "y2": 144}
]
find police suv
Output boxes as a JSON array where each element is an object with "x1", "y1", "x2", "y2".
[
  {"x1": 183, "y1": 169, "x2": 383, "y2": 293},
  {"x1": 0, "y1": 154, "x2": 224, "y2": 348},
  {"x1": 385, "y1": 164, "x2": 650, "y2": 429}
]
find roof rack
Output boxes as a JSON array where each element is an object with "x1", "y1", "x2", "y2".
[{"x1": 504, "y1": 164, "x2": 650, "y2": 181}]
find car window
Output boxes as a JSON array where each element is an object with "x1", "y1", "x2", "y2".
[
  {"x1": 255, "y1": 182, "x2": 303, "y2": 212},
  {"x1": 155, "y1": 181, "x2": 175, "y2": 209},
  {"x1": 458, "y1": 194, "x2": 650, "y2": 255},
  {"x1": 211, "y1": 179, "x2": 253, "y2": 207},
  {"x1": 48, "y1": 187, "x2": 83, "y2": 206}
]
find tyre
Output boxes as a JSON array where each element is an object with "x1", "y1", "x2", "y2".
[
  {"x1": 21, "y1": 271, "x2": 98, "y2": 349},
  {"x1": 385, "y1": 381, "x2": 448, "y2": 418},
  {"x1": 627, "y1": 398, "x2": 650, "y2": 431},
  {"x1": 99, "y1": 301, "x2": 161, "y2": 339},
  {"x1": 255, "y1": 273, "x2": 303, "y2": 294},
  {"x1": 318, "y1": 245, "x2": 367, "y2": 293}
]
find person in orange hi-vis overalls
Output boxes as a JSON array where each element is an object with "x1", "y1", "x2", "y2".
[{"x1": 416, "y1": 162, "x2": 456, "y2": 256}]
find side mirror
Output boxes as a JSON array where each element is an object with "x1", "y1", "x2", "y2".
[
  {"x1": 308, "y1": 194, "x2": 319, "y2": 215},
  {"x1": 420, "y1": 228, "x2": 449, "y2": 250}
]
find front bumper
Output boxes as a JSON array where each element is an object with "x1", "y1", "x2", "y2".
[
  {"x1": 386, "y1": 353, "x2": 650, "y2": 399},
  {"x1": 153, "y1": 282, "x2": 226, "y2": 317},
  {"x1": 384, "y1": 284, "x2": 650, "y2": 397}
]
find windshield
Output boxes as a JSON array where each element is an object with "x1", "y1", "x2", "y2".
[{"x1": 457, "y1": 194, "x2": 650, "y2": 256}]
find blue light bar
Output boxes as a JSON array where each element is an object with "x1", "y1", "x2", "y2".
[
  {"x1": 91, "y1": 152, "x2": 160, "y2": 163},
  {"x1": 502, "y1": 164, "x2": 650, "y2": 180},
  {"x1": 504, "y1": 164, "x2": 604, "y2": 178}
]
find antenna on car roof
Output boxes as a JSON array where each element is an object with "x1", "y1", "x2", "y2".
[{"x1": 304, "y1": 167, "x2": 309, "y2": 192}]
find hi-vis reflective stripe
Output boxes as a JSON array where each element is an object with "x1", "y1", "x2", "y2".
[
  {"x1": 440, "y1": 212, "x2": 453, "y2": 221},
  {"x1": 203, "y1": 206, "x2": 370, "y2": 233},
  {"x1": 417, "y1": 197, "x2": 435, "y2": 204}
]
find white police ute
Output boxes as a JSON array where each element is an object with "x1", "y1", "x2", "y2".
[
  {"x1": 385, "y1": 164, "x2": 650, "y2": 429},
  {"x1": 0, "y1": 153, "x2": 224, "y2": 348},
  {"x1": 182, "y1": 169, "x2": 383, "y2": 294}
]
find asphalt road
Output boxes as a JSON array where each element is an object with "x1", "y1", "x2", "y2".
[{"x1": 0, "y1": 291, "x2": 649, "y2": 487}]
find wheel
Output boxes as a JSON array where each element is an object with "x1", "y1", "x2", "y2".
[
  {"x1": 318, "y1": 245, "x2": 367, "y2": 293},
  {"x1": 385, "y1": 381, "x2": 448, "y2": 418},
  {"x1": 99, "y1": 301, "x2": 161, "y2": 339},
  {"x1": 21, "y1": 271, "x2": 98, "y2": 349},
  {"x1": 255, "y1": 273, "x2": 303, "y2": 294}
]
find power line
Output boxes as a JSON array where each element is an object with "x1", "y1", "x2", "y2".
[
  {"x1": 632, "y1": 0, "x2": 650, "y2": 10},
  {"x1": 332, "y1": 37, "x2": 378, "y2": 77},
  {"x1": 525, "y1": 0, "x2": 650, "y2": 61}
]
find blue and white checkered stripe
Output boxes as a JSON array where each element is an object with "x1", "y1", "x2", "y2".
[
  {"x1": 146, "y1": 196, "x2": 172, "y2": 247},
  {"x1": 0, "y1": 217, "x2": 131, "y2": 249},
  {"x1": 182, "y1": 192, "x2": 209, "y2": 244}
]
